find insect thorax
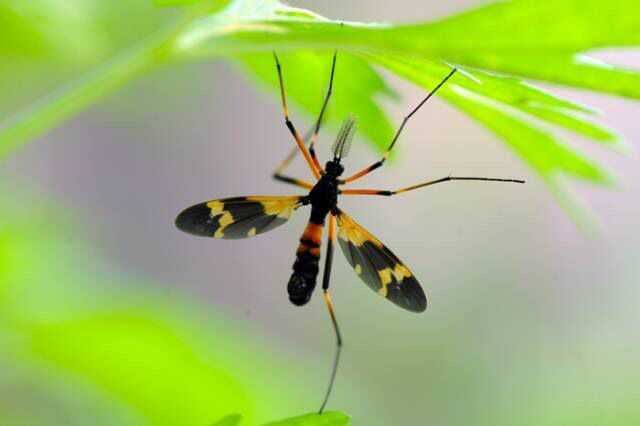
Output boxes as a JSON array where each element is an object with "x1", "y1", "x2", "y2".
[{"x1": 309, "y1": 173, "x2": 340, "y2": 224}]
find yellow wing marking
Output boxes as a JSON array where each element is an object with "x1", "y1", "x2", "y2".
[
  {"x1": 377, "y1": 264, "x2": 413, "y2": 297},
  {"x1": 377, "y1": 268, "x2": 392, "y2": 297},
  {"x1": 207, "y1": 200, "x2": 224, "y2": 215},
  {"x1": 246, "y1": 196, "x2": 300, "y2": 219},
  {"x1": 393, "y1": 264, "x2": 412, "y2": 281},
  {"x1": 214, "y1": 212, "x2": 234, "y2": 238},
  {"x1": 205, "y1": 196, "x2": 301, "y2": 238},
  {"x1": 336, "y1": 212, "x2": 383, "y2": 248}
]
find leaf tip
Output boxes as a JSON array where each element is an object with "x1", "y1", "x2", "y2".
[{"x1": 262, "y1": 410, "x2": 350, "y2": 426}]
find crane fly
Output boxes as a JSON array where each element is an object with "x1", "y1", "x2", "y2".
[{"x1": 175, "y1": 52, "x2": 525, "y2": 413}]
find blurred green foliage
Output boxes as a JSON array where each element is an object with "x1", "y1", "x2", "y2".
[
  {"x1": 2, "y1": 188, "x2": 638, "y2": 424},
  {"x1": 0, "y1": 192, "x2": 349, "y2": 425},
  {"x1": 1, "y1": 0, "x2": 639, "y2": 219}
]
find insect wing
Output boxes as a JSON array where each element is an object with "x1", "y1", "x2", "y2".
[
  {"x1": 176, "y1": 196, "x2": 303, "y2": 239},
  {"x1": 335, "y1": 209, "x2": 427, "y2": 312}
]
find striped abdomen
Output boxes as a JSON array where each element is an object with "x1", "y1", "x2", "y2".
[{"x1": 288, "y1": 221, "x2": 324, "y2": 306}]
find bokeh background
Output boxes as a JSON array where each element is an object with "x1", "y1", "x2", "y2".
[{"x1": 1, "y1": 1, "x2": 640, "y2": 425}]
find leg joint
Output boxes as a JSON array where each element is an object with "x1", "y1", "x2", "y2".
[
  {"x1": 285, "y1": 119, "x2": 295, "y2": 133},
  {"x1": 370, "y1": 160, "x2": 384, "y2": 171}
]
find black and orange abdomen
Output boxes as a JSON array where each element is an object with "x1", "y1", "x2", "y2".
[{"x1": 288, "y1": 221, "x2": 324, "y2": 306}]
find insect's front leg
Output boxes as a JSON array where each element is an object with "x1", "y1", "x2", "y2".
[
  {"x1": 273, "y1": 52, "x2": 323, "y2": 179},
  {"x1": 340, "y1": 68, "x2": 458, "y2": 185}
]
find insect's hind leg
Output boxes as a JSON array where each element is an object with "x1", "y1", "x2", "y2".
[{"x1": 318, "y1": 214, "x2": 342, "y2": 414}]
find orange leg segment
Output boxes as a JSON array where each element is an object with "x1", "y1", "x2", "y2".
[{"x1": 274, "y1": 52, "x2": 322, "y2": 180}]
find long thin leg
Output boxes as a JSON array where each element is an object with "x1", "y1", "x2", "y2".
[
  {"x1": 340, "y1": 175, "x2": 525, "y2": 196},
  {"x1": 272, "y1": 130, "x2": 315, "y2": 190},
  {"x1": 274, "y1": 52, "x2": 322, "y2": 180},
  {"x1": 308, "y1": 51, "x2": 337, "y2": 170},
  {"x1": 273, "y1": 173, "x2": 314, "y2": 189},
  {"x1": 340, "y1": 68, "x2": 458, "y2": 184},
  {"x1": 319, "y1": 214, "x2": 342, "y2": 414},
  {"x1": 272, "y1": 144, "x2": 314, "y2": 189}
]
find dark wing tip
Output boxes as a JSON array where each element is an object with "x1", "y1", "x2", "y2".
[
  {"x1": 397, "y1": 276, "x2": 427, "y2": 313},
  {"x1": 175, "y1": 203, "x2": 216, "y2": 237},
  {"x1": 409, "y1": 283, "x2": 428, "y2": 313}
]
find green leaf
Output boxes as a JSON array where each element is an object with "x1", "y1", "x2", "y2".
[
  {"x1": 208, "y1": 411, "x2": 351, "y2": 426},
  {"x1": 212, "y1": 414, "x2": 243, "y2": 426},
  {"x1": 437, "y1": 66, "x2": 621, "y2": 146},
  {"x1": 0, "y1": 39, "x2": 162, "y2": 159},
  {"x1": 26, "y1": 312, "x2": 255, "y2": 424},
  {"x1": 263, "y1": 411, "x2": 350, "y2": 426},
  {"x1": 0, "y1": 1, "x2": 219, "y2": 159},
  {"x1": 369, "y1": 54, "x2": 614, "y2": 182},
  {"x1": 368, "y1": 54, "x2": 610, "y2": 228},
  {"x1": 154, "y1": 0, "x2": 231, "y2": 8},
  {"x1": 0, "y1": 0, "x2": 108, "y2": 62},
  {"x1": 185, "y1": 0, "x2": 639, "y2": 98},
  {"x1": 384, "y1": 0, "x2": 640, "y2": 97},
  {"x1": 155, "y1": 0, "x2": 202, "y2": 6}
]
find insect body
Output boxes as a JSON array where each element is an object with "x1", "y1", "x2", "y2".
[
  {"x1": 175, "y1": 52, "x2": 524, "y2": 413},
  {"x1": 288, "y1": 159, "x2": 341, "y2": 306}
]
